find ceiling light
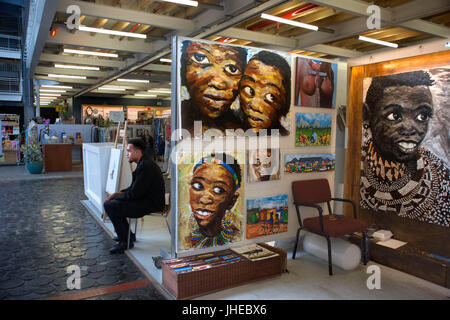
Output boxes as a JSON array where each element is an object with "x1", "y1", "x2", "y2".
[
  {"x1": 55, "y1": 64, "x2": 100, "y2": 71},
  {"x1": 358, "y1": 35, "x2": 398, "y2": 48},
  {"x1": 78, "y1": 26, "x2": 147, "y2": 39},
  {"x1": 135, "y1": 94, "x2": 157, "y2": 97},
  {"x1": 163, "y1": 0, "x2": 198, "y2": 7},
  {"x1": 261, "y1": 13, "x2": 318, "y2": 31},
  {"x1": 64, "y1": 49, "x2": 118, "y2": 58},
  {"x1": 48, "y1": 74, "x2": 87, "y2": 79},
  {"x1": 147, "y1": 89, "x2": 171, "y2": 94},
  {"x1": 39, "y1": 89, "x2": 66, "y2": 93},
  {"x1": 98, "y1": 87, "x2": 126, "y2": 91},
  {"x1": 41, "y1": 85, "x2": 73, "y2": 89},
  {"x1": 160, "y1": 58, "x2": 172, "y2": 63},
  {"x1": 40, "y1": 93, "x2": 61, "y2": 97},
  {"x1": 117, "y1": 79, "x2": 150, "y2": 83}
]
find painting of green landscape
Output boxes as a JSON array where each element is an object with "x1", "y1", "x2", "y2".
[{"x1": 295, "y1": 112, "x2": 332, "y2": 147}]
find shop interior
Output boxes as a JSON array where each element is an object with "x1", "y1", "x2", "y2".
[{"x1": 1, "y1": 0, "x2": 449, "y2": 300}]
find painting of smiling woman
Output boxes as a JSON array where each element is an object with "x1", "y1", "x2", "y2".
[
  {"x1": 179, "y1": 39, "x2": 247, "y2": 136},
  {"x1": 360, "y1": 68, "x2": 449, "y2": 227},
  {"x1": 177, "y1": 152, "x2": 245, "y2": 250}
]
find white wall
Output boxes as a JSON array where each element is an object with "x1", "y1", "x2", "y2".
[{"x1": 173, "y1": 49, "x2": 348, "y2": 256}]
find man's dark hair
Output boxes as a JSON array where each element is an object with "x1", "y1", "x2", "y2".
[
  {"x1": 365, "y1": 70, "x2": 434, "y2": 116},
  {"x1": 248, "y1": 50, "x2": 291, "y2": 118},
  {"x1": 180, "y1": 40, "x2": 247, "y2": 87},
  {"x1": 128, "y1": 138, "x2": 146, "y2": 154}
]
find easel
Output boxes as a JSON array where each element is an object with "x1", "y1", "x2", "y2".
[{"x1": 103, "y1": 121, "x2": 134, "y2": 222}]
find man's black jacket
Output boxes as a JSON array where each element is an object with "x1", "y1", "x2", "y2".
[{"x1": 116, "y1": 155, "x2": 165, "y2": 212}]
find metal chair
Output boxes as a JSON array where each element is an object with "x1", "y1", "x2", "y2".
[{"x1": 291, "y1": 179, "x2": 369, "y2": 275}]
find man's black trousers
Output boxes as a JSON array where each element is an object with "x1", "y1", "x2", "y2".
[{"x1": 104, "y1": 199, "x2": 147, "y2": 242}]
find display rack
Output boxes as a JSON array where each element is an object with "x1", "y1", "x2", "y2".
[{"x1": 0, "y1": 113, "x2": 20, "y2": 164}]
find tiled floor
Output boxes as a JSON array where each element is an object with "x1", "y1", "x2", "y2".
[
  {"x1": 0, "y1": 175, "x2": 166, "y2": 300},
  {"x1": 1, "y1": 165, "x2": 449, "y2": 300}
]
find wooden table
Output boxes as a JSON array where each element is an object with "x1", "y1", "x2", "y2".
[{"x1": 43, "y1": 143, "x2": 72, "y2": 172}]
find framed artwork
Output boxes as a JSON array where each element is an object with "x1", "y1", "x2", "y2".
[
  {"x1": 295, "y1": 112, "x2": 332, "y2": 147},
  {"x1": 360, "y1": 67, "x2": 449, "y2": 227},
  {"x1": 284, "y1": 153, "x2": 335, "y2": 173},
  {"x1": 294, "y1": 57, "x2": 337, "y2": 108},
  {"x1": 105, "y1": 148, "x2": 122, "y2": 194},
  {"x1": 246, "y1": 194, "x2": 288, "y2": 239},
  {"x1": 178, "y1": 37, "x2": 291, "y2": 137},
  {"x1": 177, "y1": 151, "x2": 245, "y2": 251},
  {"x1": 247, "y1": 148, "x2": 280, "y2": 183}
]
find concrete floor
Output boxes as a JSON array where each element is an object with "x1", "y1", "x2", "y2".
[{"x1": 1, "y1": 165, "x2": 449, "y2": 300}]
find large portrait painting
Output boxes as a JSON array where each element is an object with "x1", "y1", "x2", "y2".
[
  {"x1": 246, "y1": 194, "x2": 288, "y2": 239},
  {"x1": 177, "y1": 151, "x2": 245, "y2": 251},
  {"x1": 178, "y1": 38, "x2": 291, "y2": 137},
  {"x1": 360, "y1": 67, "x2": 449, "y2": 227},
  {"x1": 294, "y1": 57, "x2": 337, "y2": 108}
]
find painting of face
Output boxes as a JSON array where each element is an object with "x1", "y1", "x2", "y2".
[
  {"x1": 189, "y1": 163, "x2": 239, "y2": 237},
  {"x1": 248, "y1": 148, "x2": 280, "y2": 182},
  {"x1": 360, "y1": 68, "x2": 449, "y2": 228},
  {"x1": 240, "y1": 59, "x2": 287, "y2": 130},
  {"x1": 369, "y1": 85, "x2": 433, "y2": 162},
  {"x1": 183, "y1": 42, "x2": 245, "y2": 119},
  {"x1": 177, "y1": 152, "x2": 245, "y2": 251}
]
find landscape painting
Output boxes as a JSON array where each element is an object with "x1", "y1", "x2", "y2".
[
  {"x1": 246, "y1": 194, "x2": 288, "y2": 239},
  {"x1": 295, "y1": 112, "x2": 332, "y2": 147},
  {"x1": 284, "y1": 153, "x2": 335, "y2": 173}
]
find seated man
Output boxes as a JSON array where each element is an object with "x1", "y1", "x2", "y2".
[{"x1": 104, "y1": 138, "x2": 165, "y2": 254}]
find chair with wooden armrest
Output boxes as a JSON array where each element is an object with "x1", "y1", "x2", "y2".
[{"x1": 291, "y1": 179, "x2": 369, "y2": 275}]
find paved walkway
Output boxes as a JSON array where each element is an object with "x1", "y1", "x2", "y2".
[{"x1": 0, "y1": 176, "x2": 166, "y2": 300}]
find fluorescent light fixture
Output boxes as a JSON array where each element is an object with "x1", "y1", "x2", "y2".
[
  {"x1": 160, "y1": 58, "x2": 172, "y2": 63},
  {"x1": 98, "y1": 87, "x2": 126, "y2": 91},
  {"x1": 39, "y1": 89, "x2": 66, "y2": 93},
  {"x1": 135, "y1": 94, "x2": 157, "y2": 97},
  {"x1": 260, "y1": 13, "x2": 318, "y2": 31},
  {"x1": 358, "y1": 35, "x2": 398, "y2": 48},
  {"x1": 40, "y1": 93, "x2": 61, "y2": 97},
  {"x1": 78, "y1": 26, "x2": 147, "y2": 39},
  {"x1": 64, "y1": 49, "x2": 118, "y2": 58},
  {"x1": 147, "y1": 89, "x2": 171, "y2": 94},
  {"x1": 117, "y1": 79, "x2": 150, "y2": 83},
  {"x1": 41, "y1": 85, "x2": 72, "y2": 89},
  {"x1": 163, "y1": 0, "x2": 198, "y2": 7},
  {"x1": 48, "y1": 74, "x2": 87, "y2": 79},
  {"x1": 55, "y1": 64, "x2": 100, "y2": 71}
]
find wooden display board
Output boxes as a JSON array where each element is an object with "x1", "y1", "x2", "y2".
[{"x1": 345, "y1": 51, "x2": 449, "y2": 261}]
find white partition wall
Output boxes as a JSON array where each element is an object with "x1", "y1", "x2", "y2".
[
  {"x1": 82, "y1": 143, "x2": 115, "y2": 216},
  {"x1": 171, "y1": 37, "x2": 348, "y2": 257}
]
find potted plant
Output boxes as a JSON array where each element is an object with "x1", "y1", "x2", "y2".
[{"x1": 21, "y1": 142, "x2": 43, "y2": 174}]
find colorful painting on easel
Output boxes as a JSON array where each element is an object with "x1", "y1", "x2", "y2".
[
  {"x1": 284, "y1": 153, "x2": 335, "y2": 173},
  {"x1": 246, "y1": 194, "x2": 288, "y2": 239},
  {"x1": 295, "y1": 112, "x2": 332, "y2": 147},
  {"x1": 177, "y1": 151, "x2": 245, "y2": 251}
]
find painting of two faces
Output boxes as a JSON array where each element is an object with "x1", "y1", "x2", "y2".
[{"x1": 178, "y1": 38, "x2": 291, "y2": 137}]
